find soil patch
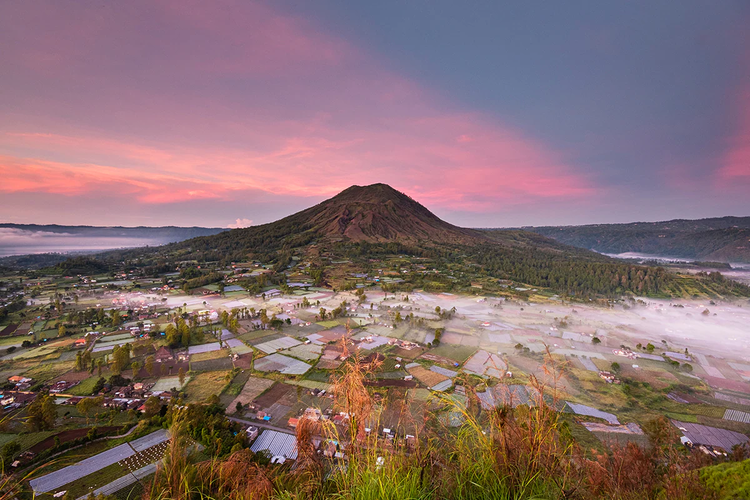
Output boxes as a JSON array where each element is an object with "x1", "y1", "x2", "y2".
[{"x1": 29, "y1": 426, "x2": 122, "y2": 453}]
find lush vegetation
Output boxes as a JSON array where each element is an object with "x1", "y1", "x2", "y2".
[
  {"x1": 138, "y1": 354, "x2": 745, "y2": 500},
  {"x1": 528, "y1": 216, "x2": 750, "y2": 263}
]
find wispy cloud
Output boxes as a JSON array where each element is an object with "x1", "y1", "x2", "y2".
[{"x1": 0, "y1": 1, "x2": 599, "y2": 225}]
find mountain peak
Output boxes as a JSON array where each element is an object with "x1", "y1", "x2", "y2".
[
  {"x1": 293, "y1": 183, "x2": 478, "y2": 243},
  {"x1": 330, "y1": 183, "x2": 412, "y2": 204}
]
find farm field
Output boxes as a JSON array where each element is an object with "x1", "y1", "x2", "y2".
[{"x1": 185, "y1": 371, "x2": 230, "y2": 403}]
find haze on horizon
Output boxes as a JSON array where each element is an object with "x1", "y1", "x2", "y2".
[{"x1": 1, "y1": 1, "x2": 749, "y2": 229}]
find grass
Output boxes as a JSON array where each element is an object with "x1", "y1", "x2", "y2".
[
  {"x1": 316, "y1": 320, "x2": 340, "y2": 328},
  {"x1": 22, "y1": 360, "x2": 76, "y2": 382},
  {"x1": 0, "y1": 335, "x2": 27, "y2": 347},
  {"x1": 190, "y1": 349, "x2": 228, "y2": 362},
  {"x1": 67, "y1": 375, "x2": 101, "y2": 396},
  {"x1": 14, "y1": 430, "x2": 57, "y2": 452},
  {"x1": 428, "y1": 344, "x2": 476, "y2": 363},
  {"x1": 185, "y1": 370, "x2": 230, "y2": 403},
  {"x1": 701, "y1": 459, "x2": 750, "y2": 499},
  {"x1": 0, "y1": 433, "x2": 18, "y2": 447},
  {"x1": 44, "y1": 461, "x2": 127, "y2": 498}
]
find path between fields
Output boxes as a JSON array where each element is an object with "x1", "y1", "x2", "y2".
[{"x1": 227, "y1": 416, "x2": 295, "y2": 435}]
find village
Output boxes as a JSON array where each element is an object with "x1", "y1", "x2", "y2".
[{"x1": 1, "y1": 258, "x2": 750, "y2": 499}]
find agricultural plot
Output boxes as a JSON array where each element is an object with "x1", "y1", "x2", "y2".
[
  {"x1": 255, "y1": 336, "x2": 302, "y2": 354},
  {"x1": 150, "y1": 376, "x2": 186, "y2": 393},
  {"x1": 672, "y1": 421, "x2": 750, "y2": 451},
  {"x1": 227, "y1": 376, "x2": 275, "y2": 412},
  {"x1": 463, "y1": 350, "x2": 507, "y2": 378},
  {"x1": 426, "y1": 344, "x2": 476, "y2": 364},
  {"x1": 191, "y1": 349, "x2": 228, "y2": 362},
  {"x1": 579, "y1": 357, "x2": 599, "y2": 372},
  {"x1": 486, "y1": 332, "x2": 513, "y2": 343},
  {"x1": 77, "y1": 463, "x2": 155, "y2": 500},
  {"x1": 408, "y1": 365, "x2": 449, "y2": 388},
  {"x1": 354, "y1": 334, "x2": 391, "y2": 350},
  {"x1": 186, "y1": 371, "x2": 230, "y2": 402},
  {"x1": 565, "y1": 402, "x2": 620, "y2": 425},
  {"x1": 225, "y1": 338, "x2": 252, "y2": 354},
  {"x1": 191, "y1": 356, "x2": 233, "y2": 372},
  {"x1": 92, "y1": 339, "x2": 134, "y2": 352},
  {"x1": 430, "y1": 366, "x2": 458, "y2": 378},
  {"x1": 119, "y1": 440, "x2": 169, "y2": 471},
  {"x1": 188, "y1": 342, "x2": 222, "y2": 355},
  {"x1": 582, "y1": 422, "x2": 643, "y2": 434},
  {"x1": 316, "y1": 359, "x2": 342, "y2": 369},
  {"x1": 477, "y1": 384, "x2": 538, "y2": 410},
  {"x1": 285, "y1": 379, "x2": 332, "y2": 391},
  {"x1": 255, "y1": 353, "x2": 311, "y2": 375},
  {"x1": 29, "y1": 430, "x2": 169, "y2": 494},
  {"x1": 283, "y1": 343, "x2": 322, "y2": 361},
  {"x1": 431, "y1": 380, "x2": 453, "y2": 392},
  {"x1": 723, "y1": 409, "x2": 750, "y2": 424}
]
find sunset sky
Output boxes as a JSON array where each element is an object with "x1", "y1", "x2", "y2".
[{"x1": 1, "y1": 1, "x2": 749, "y2": 228}]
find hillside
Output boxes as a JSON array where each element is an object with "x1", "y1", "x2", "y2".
[
  {"x1": 0, "y1": 223, "x2": 226, "y2": 261},
  {"x1": 526, "y1": 217, "x2": 750, "y2": 263},
  {"x1": 166, "y1": 184, "x2": 572, "y2": 261},
  {"x1": 24, "y1": 185, "x2": 749, "y2": 298}
]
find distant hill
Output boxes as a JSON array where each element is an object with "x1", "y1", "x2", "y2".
[
  {"x1": 525, "y1": 217, "x2": 750, "y2": 263},
  {"x1": 0, "y1": 223, "x2": 226, "y2": 260}
]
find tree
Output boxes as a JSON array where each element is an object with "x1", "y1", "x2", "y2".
[
  {"x1": 610, "y1": 362, "x2": 621, "y2": 373},
  {"x1": 75, "y1": 351, "x2": 84, "y2": 371},
  {"x1": 77, "y1": 396, "x2": 103, "y2": 424},
  {"x1": 58, "y1": 324, "x2": 67, "y2": 337},
  {"x1": 592, "y1": 336, "x2": 601, "y2": 345},
  {"x1": 702, "y1": 308, "x2": 710, "y2": 316},
  {"x1": 165, "y1": 324, "x2": 179, "y2": 347},
  {"x1": 96, "y1": 358, "x2": 103, "y2": 376},
  {"x1": 178, "y1": 367, "x2": 186, "y2": 386},
  {"x1": 110, "y1": 309, "x2": 122, "y2": 327},
  {"x1": 82, "y1": 350, "x2": 92, "y2": 371},
  {"x1": 144, "y1": 396, "x2": 161, "y2": 418},
  {"x1": 131, "y1": 361, "x2": 142, "y2": 378},
  {"x1": 27, "y1": 393, "x2": 56, "y2": 431},
  {"x1": 646, "y1": 343, "x2": 655, "y2": 353},
  {"x1": 145, "y1": 355, "x2": 156, "y2": 376}
]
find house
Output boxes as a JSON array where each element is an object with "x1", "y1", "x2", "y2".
[
  {"x1": 154, "y1": 346, "x2": 174, "y2": 363},
  {"x1": 8, "y1": 376, "x2": 32, "y2": 385},
  {"x1": 598, "y1": 371, "x2": 620, "y2": 384},
  {"x1": 74, "y1": 338, "x2": 88, "y2": 348},
  {"x1": 246, "y1": 425, "x2": 259, "y2": 441},
  {"x1": 303, "y1": 408, "x2": 321, "y2": 421},
  {"x1": 288, "y1": 417, "x2": 299, "y2": 428}
]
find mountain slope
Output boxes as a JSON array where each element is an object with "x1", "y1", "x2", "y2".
[
  {"x1": 35, "y1": 184, "x2": 750, "y2": 298},
  {"x1": 289, "y1": 184, "x2": 482, "y2": 243},
  {"x1": 170, "y1": 184, "x2": 492, "y2": 259},
  {"x1": 527, "y1": 217, "x2": 750, "y2": 263}
]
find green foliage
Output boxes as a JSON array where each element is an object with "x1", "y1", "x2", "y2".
[
  {"x1": 26, "y1": 392, "x2": 57, "y2": 431},
  {"x1": 701, "y1": 459, "x2": 750, "y2": 499}
]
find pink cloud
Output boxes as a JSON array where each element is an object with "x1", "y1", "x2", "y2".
[
  {"x1": 0, "y1": 1, "x2": 601, "y2": 223},
  {"x1": 228, "y1": 218, "x2": 254, "y2": 229},
  {"x1": 719, "y1": 89, "x2": 750, "y2": 184}
]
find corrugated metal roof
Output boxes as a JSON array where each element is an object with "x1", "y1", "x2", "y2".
[
  {"x1": 250, "y1": 430, "x2": 298, "y2": 459},
  {"x1": 672, "y1": 420, "x2": 749, "y2": 451}
]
